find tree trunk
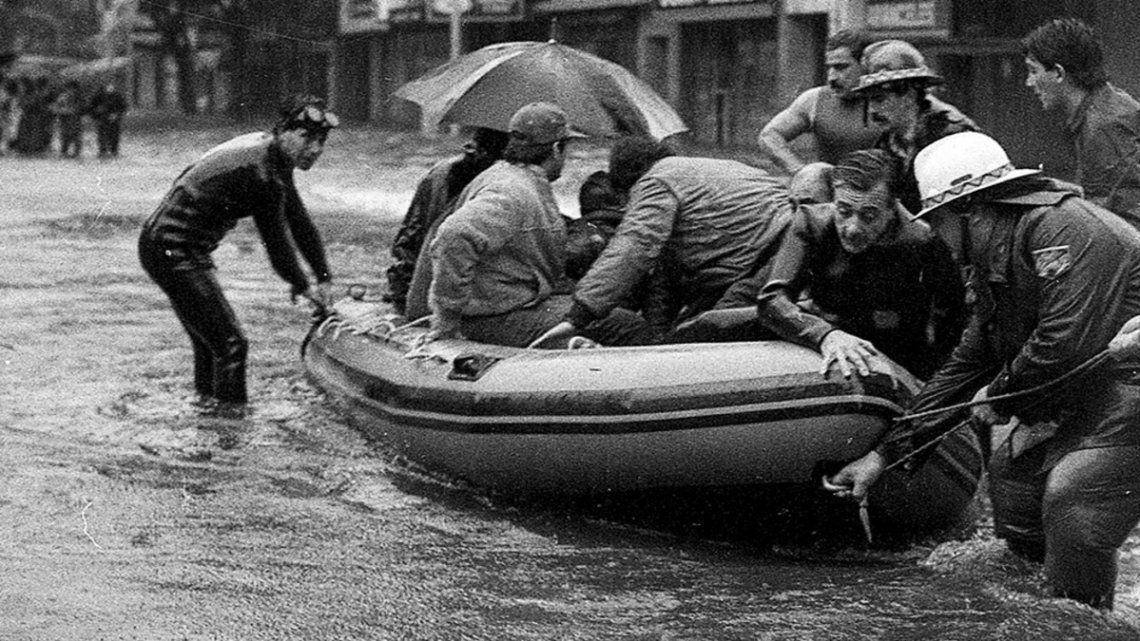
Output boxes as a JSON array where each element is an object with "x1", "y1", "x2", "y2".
[
  {"x1": 146, "y1": 0, "x2": 200, "y2": 115},
  {"x1": 220, "y1": 2, "x2": 251, "y2": 120},
  {"x1": 170, "y1": 29, "x2": 198, "y2": 114}
]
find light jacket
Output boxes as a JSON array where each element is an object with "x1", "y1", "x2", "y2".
[{"x1": 429, "y1": 161, "x2": 566, "y2": 319}]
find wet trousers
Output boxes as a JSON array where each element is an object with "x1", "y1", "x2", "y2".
[
  {"x1": 58, "y1": 116, "x2": 82, "y2": 157},
  {"x1": 96, "y1": 119, "x2": 121, "y2": 157},
  {"x1": 460, "y1": 295, "x2": 660, "y2": 348},
  {"x1": 989, "y1": 382, "x2": 1140, "y2": 609},
  {"x1": 138, "y1": 234, "x2": 249, "y2": 403}
]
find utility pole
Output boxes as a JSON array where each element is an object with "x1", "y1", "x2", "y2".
[{"x1": 434, "y1": 0, "x2": 472, "y2": 60}]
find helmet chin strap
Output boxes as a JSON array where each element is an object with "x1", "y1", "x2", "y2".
[{"x1": 958, "y1": 208, "x2": 972, "y2": 262}]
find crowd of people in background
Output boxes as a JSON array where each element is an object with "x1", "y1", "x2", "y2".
[{"x1": 0, "y1": 75, "x2": 127, "y2": 158}]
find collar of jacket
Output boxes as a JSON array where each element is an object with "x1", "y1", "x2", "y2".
[
  {"x1": 267, "y1": 136, "x2": 295, "y2": 175},
  {"x1": 970, "y1": 179, "x2": 1083, "y2": 282},
  {"x1": 1066, "y1": 82, "x2": 1112, "y2": 134}
]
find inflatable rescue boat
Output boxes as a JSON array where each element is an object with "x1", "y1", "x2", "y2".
[{"x1": 303, "y1": 299, "x2": 984, "y2": 538}]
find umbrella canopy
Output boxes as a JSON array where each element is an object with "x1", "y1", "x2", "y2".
[{"x1": 394, "y1": 40, "x2": 687, "y2": 140}]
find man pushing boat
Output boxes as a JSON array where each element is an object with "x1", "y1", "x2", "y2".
[
  {"x1": 829, "y1": 131, "x2": 1140, "y2": 611},
  {"x1": 139, "y1": 95, "x2": 339, "y2": 406}
]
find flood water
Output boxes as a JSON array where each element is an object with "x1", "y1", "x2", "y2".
[{"x1": 2, "y1": 123, "x2": 1139, "y2": 640}]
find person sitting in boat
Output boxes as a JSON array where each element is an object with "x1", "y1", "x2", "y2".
[
  {"x1": 426, "y1": 102, "x2": 659, "y2": 349},
  {"x1": 385, "y1": 126, "x2": 510, "y2": 318},
  {"x1": 529, "y1": 135, "x2": 795, "y2": 348},
  {"x1": 565, "y1": 170, "x2": 626, "y2": 281},
  {"x1": 673, "y1": 149, "x2": 966, "y2": 379}
]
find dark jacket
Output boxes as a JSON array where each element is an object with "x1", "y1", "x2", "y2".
[
  {"x1": 87, "y1": 86, "x2": 127, "y2": 123},
  {"x1": 142, "y1": 132, "x2": 330, "y2": 295},
  {"x1": 1068, "y1": 83, "x2": 1140, "y2": 229},
  {"x1": 880, "y1": 179, "x2": 1140, "y2": 466},
  {"x1": 755, "y1": 204, "x2": 966, "y2": 379},
  {"x1": 385, "y1": 153, "x2": 484, "y2": 310}
]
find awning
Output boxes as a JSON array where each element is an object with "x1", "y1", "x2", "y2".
[
  {"x1": 531, "y1": 0, "x2": 647, "y2": 13},
  {"x1": 6, "y1": 54, "x2": 86, "y2": 78},
  {"x1": 59, "y1": 56, "x2": 133, "y2": 79}
]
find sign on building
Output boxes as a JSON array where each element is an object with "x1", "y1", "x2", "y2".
[
  {"x1": 657, "y1": 0, "x2": 769, "y2": 8},
  {"x1": 865, "y1": 0, "x2": 949, "y2": 33},
  {"x1": 427, "y1": 0, "x2": 523, "y2": 20},
  {"x1": 340, "y1": 0, "x2": 424, "y2": 33}
]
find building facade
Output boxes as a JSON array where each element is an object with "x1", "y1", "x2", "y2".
[
  {"x1": 334, "y1": 0, "x2": 831, "y2": 147},
  {"x1": 334, "y1": 0, "x2": 1140, "y2": 177}
]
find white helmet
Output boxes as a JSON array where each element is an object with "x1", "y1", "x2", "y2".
[{"x1": 913, "y1": 132, "x2": 1041, "y2": 218}]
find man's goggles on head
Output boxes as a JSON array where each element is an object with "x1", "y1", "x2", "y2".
[{"x1": 289, "y1": 105, "x2": 340, "y2": 130}]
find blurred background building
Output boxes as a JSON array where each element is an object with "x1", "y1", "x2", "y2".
[{"x1": 2, "y1": 0, "x2": 1139, "y2": 175}]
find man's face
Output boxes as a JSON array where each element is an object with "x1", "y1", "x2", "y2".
[
  {"x1": 277, "y1": 128, "x2": 327, "y2": 171},
  {"x1": 833, "y1": 181, "x2": 895, "y2": 254},
  {"x1": 866, "y1": 87, "x2": 918, "y2": 134},
  {"x1": 923, "y1": 200, "x2": 972, "y2": 263},
  {"x1": 826, "y1": 47, "x2": 863, "y2": 97},
  {"x1": 1024, "y1": 55, "x2": 1064, "y2": 110},
  {"x1": 545, "y1": 139, "x2": 571, "y2": 182}
]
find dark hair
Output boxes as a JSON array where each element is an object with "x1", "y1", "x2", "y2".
[
  {"x1": 275, "y1": 94, "x2": 336, "y2": 134},
  {"x1": 471, "y1": 127, "x2": 509, "y2": 159},
  {"x1": 832, "y1": 149, "x2": 899, "y2": 194},
  {"x1": 608, "y1": 135, "x2": 676, "y2": 191},
  {"x1": 579, "y1": 170, "x2": 625, "y2": 213},
  {"x1": 1022, "y1": 18, "x2": 1108, "y2": 91},
  {"x1": 502, "y1": 135, "x2": 559, "y2": 165},
  {"x1": 826, "y1": 29, "x2": 872, "y2": 61}
]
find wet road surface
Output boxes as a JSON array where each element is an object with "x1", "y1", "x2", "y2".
[{"x1": 1, "y1": 120, "x2": 1139, "y2": 640}]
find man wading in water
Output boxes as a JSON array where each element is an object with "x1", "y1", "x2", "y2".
[
  {"x1": 830, "y1": 132, "x2": 1140, "y2": 611},
  {"x1": 139, "y1": 95, "x2": 338, "y2": 406}
]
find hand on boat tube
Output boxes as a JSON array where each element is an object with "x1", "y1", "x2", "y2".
[
  {"x1": 528, "y1": 321, "x2": 578, "y2": 349},
  {"x1": 294, "y1": 280, "x2": 335, "y2": 313},
  {"x1": 818, "y1": 330, "x2": 880, "y2": 378},
  {"x1": 1109, "y1": 315, "x2": 1140, "y2": 360},
  {"x1": 825, "y1": 450, "x2": 887, "y2": 502},
  {"x1": 427, "y1": 309, "x2": 465, "y2": 342}
]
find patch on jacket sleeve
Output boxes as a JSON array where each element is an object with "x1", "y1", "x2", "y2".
[{"x1": 1032, "y1": 245, "x2": 1072, "y2": 279}]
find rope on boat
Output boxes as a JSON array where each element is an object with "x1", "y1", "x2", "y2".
[
  {"x1": 391, "y1": 315, "x2": 433, "y2": 333},
  {"x1": 891, "y1": 350, "x2": 1112, "y2": 424},
  {"x1": 826, "y1": 349, "x2": 1116, "y2": 542},
  {"x1": 314, "y1": 315, "x2": 340, "y2": 339},
  {"x1": 880, "y1": 349, "x2": 1113, "y2": 475}
]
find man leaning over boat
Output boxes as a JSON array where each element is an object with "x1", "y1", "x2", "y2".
[
  {"x1": 531, "y1": 134, "x2": 795, "y2": 348},
  {"x1": 674, "y1": 149, "x2": 965, "y2": 381},
  {"x1": 426, "y1": 102, "x2": 658, "y2": 349},
  {"x1": 829, "y1": 131, "x2": 1140, "y2": 611}
]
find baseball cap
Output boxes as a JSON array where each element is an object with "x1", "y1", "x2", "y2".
[{"x1": 508, "y1": 102, "x2": 587, "y2": 145}]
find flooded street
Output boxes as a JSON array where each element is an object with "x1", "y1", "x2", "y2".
[{"x1": 2, "y1": 117, "x2": 1139, "y2": 640}]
